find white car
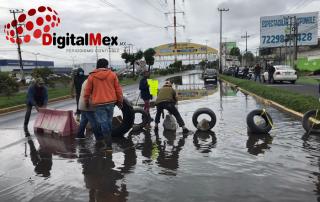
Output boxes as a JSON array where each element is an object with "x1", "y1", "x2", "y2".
[{"x1": 262, "y1": 65, "x2": 297, "y2": 84}]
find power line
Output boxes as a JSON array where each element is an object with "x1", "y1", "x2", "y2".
[
  {"x1": 143, "y1": 0, "x2": 166, "y2": 13},
  {"x1": 99, "y1": 0, "x2": 164, "y2": 29}
]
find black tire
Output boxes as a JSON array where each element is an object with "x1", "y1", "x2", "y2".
[
  {"x1": 302, "y1": 110, "x2": 320, "y2": 133},
  {"x1": 192, "y1": 108, "x2": 216, "y2": 131},
  {"x1": 246, "y1": 109, "x2": 273, "y2": 134},
  {"x1": 132, "y1": 107, "x2": 149, "y2": 131},
  {"x1": 290, "y1": 80, "x2": 296, "y2": 84},
  {"x1": 111, "y1": 98, "x2": 134, "y2": 137}
]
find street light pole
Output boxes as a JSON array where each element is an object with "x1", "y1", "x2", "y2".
[
  {"x1": 218, "y1": 8, "x2": 229, "y2": 74},
  {"x1": 205, "y1": 40, "x2": 209, "y2": 61},
  {"x1": 33, "y1": 53, "x2": 40, "y2": 68}
]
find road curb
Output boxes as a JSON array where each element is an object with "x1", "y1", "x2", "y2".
[
  {"x1": 0, "y1": 95, "x2": 72, "y2": 116},
  {"x1": 220, "y1": 78, "x2": 304, "y2": 119}
]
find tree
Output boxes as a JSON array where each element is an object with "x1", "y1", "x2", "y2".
[
  {"x1": 229, "y1": 47, "x2": 241, "y2": 56},
  {"x1": 243, "y1": 51, "x2": 255, "y2": 66},
  {"x1": 32, "y1": 67, "x2": 54, "y2": 87},
  {"x1": 121, "y1": 50, "x2": 143, "y2": 76},
  {"x1": 199, "y1": 60, "x2": 207, "y2": 69},
  {"x1": 143, "y1": 48, "x2": 156, "y2": 72},
  {"x1": 32, "y1": 67, "x2": 53, "y2": 81},
  {"x1": 0, "y1": 72, "x2": 19, "y2": 97}
]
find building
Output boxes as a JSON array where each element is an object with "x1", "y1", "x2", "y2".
[
  {"x1": 154, "y1": 42, "x2": 218, "y2": 68},
  {"x1": 0, "y1": 59, "x2": 54, "y2": 72}
]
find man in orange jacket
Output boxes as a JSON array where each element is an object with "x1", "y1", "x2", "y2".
[{"x1": 84, "y1": 58, "x2": 123, "y2": 151}]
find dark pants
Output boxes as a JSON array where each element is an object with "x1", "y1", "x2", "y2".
[
  {"x1": 155, "y1": 102, "x2": 185, "y2": 127},
  {"x1": 24, "y1": 104, "x2": 44, "y2": 126},
  {"x1": 268, "y1": 72, "x2": 274, "y2": 83},
  {"x1": 78, "y1": 111, "x2": 103, "y2": 140},
  {"x1": 76, "y1": 94, "x2": 80, "y2": 115},
  {"x1": 254, "y1": 73, "x2": 261, "y2": 82},
  {"x1": 24, "y1": 104, "x2": 33, "y2": 126}
]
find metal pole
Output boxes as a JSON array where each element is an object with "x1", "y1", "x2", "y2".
[
  {"x1": 109, "y1": 45, "x2": 111, "y2": 67},
  {"x1": 218, "y1": 8, "x2": 229, "y2": 74},
  {"x1": 173, "y1": 0, "x2": 177, "y2": 50},
  {"x1": 205, "y1": 40, "x2": 208, "y2": 61},
  {"x1": 10, "y1": 9, "x2": 24, "y2": 82}
]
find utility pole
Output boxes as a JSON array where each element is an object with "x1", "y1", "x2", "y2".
[
  {"x1": 218, "y1": 8, "x2": 229, "y2": 74},
  {"x1": 165, "y1": 0, "x2": 185, "y2": 61},
  {"x1": 33, "y1": 53, "x2": 40, "y2": 68},
  {"x1": 95, "y1": 46, "x2": 99, "y2": 61},
  {"x1": 241, "y1": 32, "x2": 250, "y2": 66},
  {"x1": 187, "y1": 38, "x2": 192, "y2": 65},
  {"x1": 10, "y1": 9, "x2": 24, "y2": 82},
  {"x1": 293, "y1": 16, "x2": 299, "y2": 69},
  {"x1": 108, "y1": 45, "x2": 111, "y2": 68},
  {"x1": 205, "y1": 40, "x2": 209, "y2": 61},
  {"x1": 241, "y1": 32, "x2": 250, "y2": 53}
]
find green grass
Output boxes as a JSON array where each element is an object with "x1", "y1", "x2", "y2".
[
  {"x1": 0, "y1": 88, "x2": 70, "y2": 109},
  {"x1": 220, "y1": 75, "x2": 320, "y2": 114},
  {"x1": 297, "y1": 76, "x2": 319, "y2": 85}
]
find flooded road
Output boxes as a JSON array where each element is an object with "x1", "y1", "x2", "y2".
[{"x1": 0, "y1": 72, "x2": 320, "y2": 202}]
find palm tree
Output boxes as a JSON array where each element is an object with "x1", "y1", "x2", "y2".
[{"x1": 143, "y1": 48, "x2": 156, "y2": 72}]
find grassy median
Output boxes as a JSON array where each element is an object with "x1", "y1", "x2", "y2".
[
  {"x1": 0, "y1": 74, "x2": 163, "y2": 109},
  {"x1": 220, "y1": 75, "x2": 320, "y2": 114}
]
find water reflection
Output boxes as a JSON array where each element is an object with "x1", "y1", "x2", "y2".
[
  {"x1": 246, "y1": 133, "x2": 273, "y2": 156},
  {"x1": 193, "y1": 130, "x2": 217, "y2": 153},
  {"x1": 154, "y1": 130, "x2": 188, "y2": 175},
  {"x1": 25, "y1": 129, "x2": 53, "y2": 177},
  {"x1": 220, "y1": 82, "x2": 238, "y2": 97}
]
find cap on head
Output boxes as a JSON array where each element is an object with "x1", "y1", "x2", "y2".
[
  {"x1": 97, "y1": 58, "x2": 109, "y2": 69},
  {"x1": 164, "y1": 80, "x2": 172, "y2": 87},
  {"x1": 36, "y1": 78, "x2": 45, "y2": 84}
]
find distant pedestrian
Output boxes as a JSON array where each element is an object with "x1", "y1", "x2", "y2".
[
  {"x1": 77, "y1": 79, "x2": 103, "y2": 141},
  {"x1": 71, "y1": 67, "x2": 86, "y2": 121},
  {"x1": 154, "y1": 81, "x2": 189, "y2": 133},
  {"x1": 24, "y1": 78, "x2": 48, "y2": 128},
  {"x1": 267, "y1": 64, "x2": 276, "y2": 83},
  {"x1": 235, "y1": 66, "x2": 239, "y2": 77},
  {"x1": 243, "y1": 66, "x2": 249, "y2": 79},
  {"x1": 139, "y1": 71, "x2": 153, "y2": 124},
  {"x1": 254, "y1": 64, "x2": 262, "y2": 82},
  {"x1": 84, "y1": 58, "x2": 123, "y2": 151}
]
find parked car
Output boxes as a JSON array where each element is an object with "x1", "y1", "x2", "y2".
[
  {"x1": 238, "y1": 67, "x2": 253, "y2": 80},
  {"x1": 203, "y1": 68, "x2": 217, "y2": 83},
  {"x1": 262, "y1": 65, "x2": 297, "y2": 84},
  {"x1": 223, "y1": 66, "x2": 236, "y2": 76}
]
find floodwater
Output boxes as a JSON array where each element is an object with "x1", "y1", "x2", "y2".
[{"x1": 0, "y1": 73, "x2": 320, "y2": 202}]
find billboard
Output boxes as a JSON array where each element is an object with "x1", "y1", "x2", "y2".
[
  {"x1": 222, "y1": 42, "x2": 237, "y2": 55},
  {"x1": 260, "y1": 12, "x2": 318, "y2": 48},
  {"x1": 154, "y1": 42, "x2": 218, "y2": 57}
]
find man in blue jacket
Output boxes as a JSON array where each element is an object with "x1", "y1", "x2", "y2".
[
  {"x1": 24, "y1": 78, "x2": 48, "y2": 128},
  {"x1": 139, "y1": 71, "x2": 153, "y2": 123}
]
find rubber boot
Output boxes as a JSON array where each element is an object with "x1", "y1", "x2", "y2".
[{"x1": 104, "y1": 135, "x2": 112, "y2": 152}]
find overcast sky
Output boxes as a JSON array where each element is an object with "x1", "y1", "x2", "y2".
[{"x1": 0, "y1": 0, "x2": 319, "y2": 66}]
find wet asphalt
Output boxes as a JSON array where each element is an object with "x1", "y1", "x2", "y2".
[{"x1": 1, "y1": 71, "x2": 320, "y2": 202}]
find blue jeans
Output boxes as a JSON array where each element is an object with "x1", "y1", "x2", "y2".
[
  {"x1": 94, "y1": 104, "x2": 115, "y2": 142},
  {"x1": 78, "y1": 111, "x2": 103, "y2": 140}
]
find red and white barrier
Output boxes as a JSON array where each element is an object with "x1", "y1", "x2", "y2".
[{"x1": 33, "y1": 108, "x2": 79, "y2": 136}]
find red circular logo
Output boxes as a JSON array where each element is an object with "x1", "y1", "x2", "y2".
[{"x1": 4, "y1": 6, "x2": 61, "y2": 44}]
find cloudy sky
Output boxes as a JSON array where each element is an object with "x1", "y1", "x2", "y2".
[{"x1": 0, "y1": 0, "x2": 319, "y2": 66}]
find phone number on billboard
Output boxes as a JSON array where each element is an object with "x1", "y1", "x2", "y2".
[{"x1": 261, "y1": 33, "x2": 313, "y2": 44}]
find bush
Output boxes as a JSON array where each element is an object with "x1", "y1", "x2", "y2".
[{"x1": 0, "y1": 72, "x2": 19, "y2": 97}]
